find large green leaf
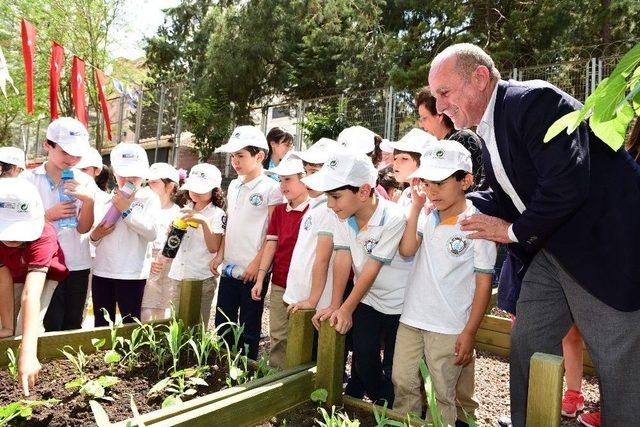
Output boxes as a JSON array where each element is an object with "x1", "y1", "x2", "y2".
[
  {"x1": 590, "y1": 102, "x2": 635, "y2": 151},
  {"x1": 104, "y1": 350, "x2": 121, "y2": 364},
  {"x1": 543, "y1": 110, "x2": 581, "y2": 142},
  {"x1": 608, "y1": 43, "x2": 640, "y2": 78},
  {"x1": 148, "y1": 377, "x2": 172, "y2": 395},
  {"x1": 591, "y1": 74, "x2": 627, "y2": 123}
]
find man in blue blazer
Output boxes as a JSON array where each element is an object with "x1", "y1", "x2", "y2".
[{"x1": 428, "y1": 43, "x2": 640, "y2": 426}]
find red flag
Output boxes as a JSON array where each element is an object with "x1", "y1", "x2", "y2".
[
  {"x1": 71, "y1": 56, "x2": 87, "y2": 126},
  {"x1": 49, "y1": 42, "x2": 64, "y2": 120},
  {"x1": 94, "y1": 69, "x2": 112, "y2": 141},
  {"x1": 20, "y1": 19, "x2": 36, "y2": 115}
]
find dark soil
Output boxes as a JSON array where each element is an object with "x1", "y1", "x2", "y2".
[
  {"x1": 0, "y1": 351, "x2": 235, "y2": 426},
  {"x1": 256, "y1": 401, "x2": 377, "y2": 427}
]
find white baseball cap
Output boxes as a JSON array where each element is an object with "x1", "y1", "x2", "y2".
[
  {"x1": 110, "y1": 143, "x2": 150, "y2": 178},
  {"x1": 379, "y1": 139, "x2": 393, "y2": 154},
  {"x1": 0, "y1": 178, "x2": 45, "y2": 242},
  {"x1": 337, "y1": 126, "x2": 376, "y2": 154},
  {"x1": 288, "y1": 138, "x2": 338, "y2": 164},
  {"x1": 147, "y1": 162, "x2": 179, "y2": 184},
  {"x1": 409, "y1": 140, "x2": 472, "y2": 182},
  {"x1": 45, "y1": 117, "x2": 90, "y2": 157},
  {"x1": 214, "y1": 126, "x2": 269, "y2": 153},
  {"x1": 75, "y1": 147, "x2": 103, "y2": 171},
  {"x1": 388, "y1": 128, "x2": 437, "y2": 155},
  {"x1": 302, "y1": 149, "x2": 378, "y2": 192},
  {"x1": 267, "y1": 155, "x2": 305, "y2": 176},
  {"x1": 181, "y1": 163, "x2": 222, "y2": 194},
  {"x1": 0, "y1": 147, "x2": 26, "y2": 170}
]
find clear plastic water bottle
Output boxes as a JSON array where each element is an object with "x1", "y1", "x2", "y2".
[
  {"x1": 58, "y1": 169, "x2": 78, "y2": 229},
  {"x1": 223, "y1": 263, "x2": 245, "y2": 280}
]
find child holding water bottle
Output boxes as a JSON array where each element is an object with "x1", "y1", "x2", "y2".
[
  {"x1": 166, "y1": 163, "x2": 226, "y2": 325},
  {"x1": 89, "y1": 143, "x2": 160, "y2": 326},
  {"x1": 140, "y1": 163, "x2": 183, "y2": 321}
]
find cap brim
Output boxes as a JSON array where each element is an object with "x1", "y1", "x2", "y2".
[
  {"x1": 267, "y1": 165, "x2": 305, "y2": 176},
  {"x1": 113, "y1": 164, "x2": 149, "y2": 178},
  {"x1": 147, "y1": 171, "x2": 178, "y2": 183},
  {"x1": 180, "y1": 180, "x2": 216, "y2": 194},
  {"x1": 59, "y1": 142, "x2": 88, "y2": 158},
  {"x1": 409, "y1": 166, "x2": 458, "y2": 182},
  {"x1": 379, "y1": 140, "x2": 393, "y2": 153},
  {"x1": 296, "y1": 151, "x2": 329, "y2": 164},
  {"x1": 301, "y1": 170, "x2": 348, "y2": 192},
  {"x1": 0, "y1": 217, "x2": 44, "y2": 242},
  {"x1": 215, "y1": 140, "x2": 267, "y2": 153}
]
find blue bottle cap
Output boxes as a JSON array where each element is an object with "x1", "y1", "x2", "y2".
[{"x1": 61, "y1": 169, "x2": 74, "y2": 179}]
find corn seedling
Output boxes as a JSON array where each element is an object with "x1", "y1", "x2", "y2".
[
  {"x1": 141, "y1": 323, "x2": 167, "y2": 374},
  {"x1": 216, "y1": 311, "x2": 246, "y2": 356},
  {"x1": 61, "y1": 346, "x2": 119, "y2": 401},
  {"x1": 249, "y1": 353, "x2": 275, "y2": 382},
  {"x1": 419, "y1": 359, "x2": 445, "y2": 427},
  {"x1": 5, "y1": 348, "x2": 17, "y2": 382},
  {"x1": 101, "y1": 308, "x2": 124, "y2": 366},
  {"x1": 148, "y1": 367, "x2": 208, "y2": 408},
  {"x1": 315, "y1": 406, "x2": 361, "y2": 427},
  {"x1": 163, "y1": 316, "x2": 187, "y2": 374},
  {"x1": 0, "y1": 399, "x2": 59, "y2": 425},
  {"x1": 372, "y1": 401, "x2": 407, "y2": 427},
  {"x1": 188, "y1": 321, "x2": 218, "y2": 370},
  {"x1": 122, "y1": 320, "x2": 148, "y2": 369}
]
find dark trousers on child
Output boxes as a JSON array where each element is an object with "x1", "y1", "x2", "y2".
[
  {"x1": 351, "y1": 302, "x2": 400, "y2": 407},
  {"x1": 43, "y1": 269, "x2": 90, "y2": 331},
  {"x1": 92, "y1": 276, "x2": 146, "y2": 327},
  {"x1": 215, "y1": 274, "x2": 269, "y2": 360}
]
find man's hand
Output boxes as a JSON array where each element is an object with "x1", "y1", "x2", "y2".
[
  {"x1": 19, "y1": 352, "x2": 41, "y2": 396},
  {"x1": 329, "y1": 306, "x2": 353, "y2": 335},
  {"x1": 460, "y1": 213, "x2": 513, "y2": 243},
  {"x1": 45, "y1": 201, "x2": 76, "y2": 222},
  {"x1": 454, "y1": 331, "x2": 475, "y2": 366}
]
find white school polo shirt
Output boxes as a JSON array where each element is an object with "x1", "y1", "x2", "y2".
[
  {"x1": 224, "y1": 174, "x2": 283, "y2": 270},
  {"x1": 168, "y1": 203, "x2": 226, "y2": 281},
  {"x1": 153, "y1": 203, "x2": 181, "y2": 251},
  {"x1": 333, "y1": 197, "x2": 411, "y2": 315},
  {"x1": 21, "y1": 163, "x2": 98, "y2": 271},
  {"x1": 91, "y1": 186, "x2": 161, "y2": 280},
  {"x1": 400, "y1": 200, "x2": 497, "y2": 335},
  {"x1": 396, "y1": 186, "x2": 413, "y2": 213},
  {"x1": 283, "y1": 195, "x2": 335, "y2": 310}
]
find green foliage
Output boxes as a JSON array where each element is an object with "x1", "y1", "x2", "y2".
[
  {"x1": 419, "y1": 359, "x2": 445, "y2": 427},
  {"x1": 61, "y1": 345, "x2": 119, "y2": 401},
  {"x1": 315, "y1": 406, "x2": 361, "y2": 427},
  {"x1": 300, "y1": 100, "x2": 360, "y2": 144},
  {"x1": 372, "y1": 401, "x2": 406, "y2": 427},
  {"x1": 122, "y1": 319, "x2": 148, "y2": 369},
  {"x1": 544, "y1": 43, "x2": 640, "y2": 151},
  {"x1": 5, "y1": 348, "x2": 17, "y2": 382},
  {"x1": 101, "y1": 308, "x2": 124, "y2": 367},
  {"x1": 0, "y1": 399, "x2": 59, "y2": 425},
  {"x1": 310, "y1": 388, "x2": 328, "y2": 405},
  {"x1": 148, "y1": 367, "x2": 209, "y2": 409}
]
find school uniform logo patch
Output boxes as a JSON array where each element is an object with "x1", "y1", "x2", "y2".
[
  {"x1": 249, "y1": 193, "x2": 264, "y2": 206},
  {"x1": 363, "y1": 237, "x2": 379, "y2": 254},
  {"x1": 130, "y1": 200, "x2": 144, "y2": 212},
  {"x1": 446, "y1": 235, "x2": 469, "y2": 257},
  {"x1": 328, "y1": 159, "x2": 338, "y2": 170},
  {"x1": 303, "y1": 216, "x2": 312, "y2": 230},
  {"x1": 221, "y1": 214, "x2": 227, "y2": 230}
]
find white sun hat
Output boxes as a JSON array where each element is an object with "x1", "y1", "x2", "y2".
[
  {"x1": 110, "y1": 142, "x2": 150, "y2": 178},
  {"x1": 267, "y1": 154, "x2": 305, "y2": 176},
  {"x1": 337, "y1": 126, "x2": 376, "y2": 154},
  {"x1": 409, "y1": 139, "x2": 472, "y2": 182},
  {"x1": 0, "y1": 147, "x2": 26, "y2": 170},
  {"x1": 0, "y1": 178, "x2": 45, "y2": 242},
  {"x1": 288, "y1": 138, "x2": 338, "y2": 165},
  {"x1": 45, "y1": 117, "x2": 90, "y2": 157},
  {"x1": 75, "y1": 147, "x2": 103, "y2": 171},
  {"x1": 379, "y1": 139, "x2": 393, "y2": 154},
  {"x1": 181, "y1": 163, "x2": 222, "y2": 194},
  {"x1": 147, "y1": 162, "x2": 179, "y2": 184},
  {"x1": 302, "y1": 148, "x2": 377, "y2": 192},
  {"x1": 214, "y1": 126, "x2": 269, "y2": 153},
  {"x1": 388, "y1": 128, "x2": 437, "y2": 155}
]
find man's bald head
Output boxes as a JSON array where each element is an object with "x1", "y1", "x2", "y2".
[{"x1": 431, "y1": 43, "x2": 501, "y2": 82}]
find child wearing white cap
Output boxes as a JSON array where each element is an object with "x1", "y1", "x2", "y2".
[
  {"x1": 140, "y1": 162, "x2": 184, "y2": 321},
  {"x1": 89, "y1": 142, "x2": 160, "y2": 327},
  {"x1": 0, "y1": 178, "x2": 69, "y2": 395},
  {"x1": 392, "y1": 140, "x2": 496, "y2": 423},
  {"x1": 167, "y1": 163, "x2": 226, "y2": 325},
  {"x1": 212, "y1": 125, "x2": 282, "y2": 360},
  {"x1": 21, "y1": 117, "x2": 97, "y2": 332},
  {"x1": 303, "y1": 149, "x2": 412, "y2": 407},
  {"x1": 388, "y1": 128, "x2": 436, "y2": 213},
  {"x1": 0, "y1": 147, "x2": 26, "y2": 177},
  {"x1": 250, "y1": 155, "x2": 310, "y2": 368}
]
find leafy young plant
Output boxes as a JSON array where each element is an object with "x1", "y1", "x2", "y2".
[
  {"x1": 544, "y1": 42, "x2": 640, "y2": 151},
  {"x1": 148, "y1": 367, "x2": 208, "y2": 408},
  {"x1": 310, "y1": 388, "x2": 328, "y2": 406},
  {"x1": 0, "y1": 399, "x2": 59, "y2": 425},
  {"x1": 142, "y1": 323, "x2": 167, "y2": 374},
  {"x1": 419, "y1": 359, "x2": 445, "y2": 427},
  {"x1": 315, "y1": 405, "x2": 361, "y2": 427},
  {"x1": 122, "y1": 320, "x2": 148, "y2": 369},
  {"x1": 372, "y1": 401, "x2": 406, "y2": 427},
  {"x1": 61, "y1": 345, "x2": 119, "y2": 401},
  {"x1": 5, "y1": 348, "x2": 17, "y2": 381},
  {"x1": 163, "y1": 316, "x2": 187, "y2": 374},
  {"x1": 101, "y1": 308, "x2": 124, "y2": 367},
  {"x1": 188, "y1": 321, "x2": 218, "y2": 369}
]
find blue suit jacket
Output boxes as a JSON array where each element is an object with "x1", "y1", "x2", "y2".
[{"x1": 469, "y1": 79, "x2": 640, "y2": 312}]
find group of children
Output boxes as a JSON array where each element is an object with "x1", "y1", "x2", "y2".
[{"x1": 0, "y1": 115, "x2": 498, "y2": 426}]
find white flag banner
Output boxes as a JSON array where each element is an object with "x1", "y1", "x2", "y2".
[{"x1": 0, "y1": 46, "x2": 19, "y2": 98}]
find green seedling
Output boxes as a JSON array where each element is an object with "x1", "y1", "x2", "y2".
[
  {"x1": 310, "y1": 388, "x2": 328, "y2": 405},
  {"x1": 419, "y1": 359, "x2": 445, "y2": 427},
  {"x1": 188, "y1": 321, "x2": 218, "y2": 369},
  {"x1": 315, "y1": 406, "x2": 361, "y2": 427},
  {"x1": 163, "y1": 316, "x2": 187, "y2": 374},
  {"x1": 122, "y1": 320, "x2": 148, "y2": 369},
  {"x1": 141, "y1": 323, "x2": 167, "y2": 374},
  {"x1": 0, "y1": 399, "x2": 59, "y2": 425},
  {"x1": 5, "y1": 348, "x2": 17, "y2": 382},
  {"x1": 372, "y1": 400, "x2": 406, "y2": 427},
  {"x1": 61, "y1": 345, "x2": 119, "y2": 401},
  {"x1": 148, "y1": 367, "x2": 208, "y2": 408},
  {"x1": 101, "y1": 308, "x2": 124, "y2": 367}
]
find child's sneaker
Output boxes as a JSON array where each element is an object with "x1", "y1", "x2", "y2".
[
  {"x1": 577, "y1": 411, "x2": 601, "y2": 427},
  {"x1": 561, "y1": 389, "x2": 585, "y2": 417}
]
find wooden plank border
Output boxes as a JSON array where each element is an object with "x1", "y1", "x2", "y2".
[{"x1": 526, "y1": 353, "x2": 564, "y2": 427}]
